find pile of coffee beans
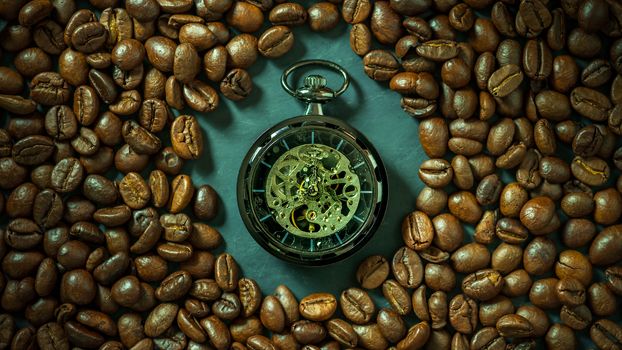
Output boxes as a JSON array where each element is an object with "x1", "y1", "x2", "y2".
[{"x1": 1, "y1": 0, "x2": 622, "y2": 349}]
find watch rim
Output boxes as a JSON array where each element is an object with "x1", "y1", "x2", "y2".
[{"x1": 237, "y1": 115, "x2": 389, "y2": 266}]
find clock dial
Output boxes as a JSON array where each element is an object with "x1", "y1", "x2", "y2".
[{"x1": 238, "y1": 116, "x2": 387, "y2": 265}]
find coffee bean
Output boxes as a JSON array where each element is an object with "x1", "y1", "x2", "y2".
[
  {"x1": 560, "y1": 304, "x2": 592, "y2": 330},
  {"x1": 308, "y1": 2, "x2": 340, "y2": 32},
  {"x1": 118, "y1": 172, "x2": 150, "y2": 209},
  {"x1": 416, "y1": 39, "x2": 459, "y2": 61},
  {"x1": 212, "y1": 292, "x2": 241, "y2": 321},
  {"x1": 449, "y1": 294, "x2": 478, "y2": 334},
  {"x1": 352, "y1": 323, "x2": 388, "y2": 350},
  {"x1": 401, "y1": 211, "x2": 434, "y2": 251},
  {"x1": 260, "y1": 295, "x2": 286, "y2": 333},
  {"x1": 215, "y1": 253, "x2": 239, "y2": 292},
  {"x1": 397, "y1": 321, "x2": 430, "y2": 350},
  {"x1": 342, "y1": 0, "x2": 371, "y2": 24},
  {"x1": 362, "y1": 50, "x2": 399, "y2": 81},
  {"x1": 226, "y1": 34, "x2": 258, "y2": 69},
  {"x1": 221, "y1": 68, "x2": 253, "y2": 101},
  {"x1": 327, "y1": 318, "x2": 357, "y2": 347},
  {"x1": 353, "y1": 255, "x2": 388, "y2": 289},
  {"x1": 496, "y1": 314, "x2": 534, "y2": 338},
  {"x1": 340, "y1": 288, "x2": 375, "y2": 324},
  {"x1": 451, "y1": 242, "x2": 491, "y2": 274},
  {"x1": 571, "y1": 156, "x2": 610, "y2": 187},
  {"x1": 571, "y1": 87, "x2": 612, "y2": 122},
  {"x1": 258, "y1": 26, "x2": 294, "y2": 58},
  {"x1": 589, "y1": 224, "x2": 622, "y2": 266},
  {"x1": 462, "y1": 269, "x2": 504, "y2": 301},
  {"x1": 171, "y1": 115, "x2": 203, "y2": 160},
  {"x1": 299, "y1": 293, "x2": 337, "y2": 322},
  {"x1": 488, "y1": 64, "x2": 523, "y2": 97}
]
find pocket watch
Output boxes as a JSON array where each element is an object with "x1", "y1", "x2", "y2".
[{"x1": 237, "y1": 60, "x2": 388, "y2": 266}]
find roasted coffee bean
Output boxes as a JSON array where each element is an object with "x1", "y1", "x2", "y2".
[
  {"x1": 448, "y1": 294, "x2": 478, "y2": 334},
  {"x1": 488, "y1": 64, "x2": 523, "y2": 97},
  {"x1": 395, "y1": 321, "x2": 429, "y2": 350},
  {"x1": 419, "y1": 158, "x2": 453, "y2": 188},
  {"x1": 299, "y1": 293, "x2": 337, "y2": 322},
  {"x1": 355, "y1": 255, "x2": 389, "y2": 289},
  {"x1": 339, "y1": 288, "x2": 375, "y2": 324},
  {"x1": 560, "y1": 304, "x2": 592, "y2": 330},
  {"x1": 589, "y1": 319, "x2": 622, "y2": 350},
  {"x1": 401, "y1": 211, "x2": 433, "y2": 251},
  {"x1": 352, "y1": 323, "x2": 388, "y2": 350},
  {"x1": 171, "y1": 115, "x2": 203, "y2": 160},
  {"x1": 260, "y1": 295, "x2": 286, "y2": 333},
  {"x1": 157, "y1": 242, "x2": 193, "y2": 262},
  {"x1": 370, "y1": 1, "x2": 402, "y2": 44},
  {"x1": 327, "y1": 318, "x2": 357, "y2": 347},
  {"x1": 448, "y1": 191, "x2": 482, "y2": 224},
  {"x1": 425, "y1": 263, "x2": 456, "y2": 292},
  {"x1": 362, "y1": 50, "x2": 399, "y2": 81},
  {"x1": 221, "y1": 69, "x2": 253, "y2": 101},
  {"x1": 118, "y1": 172, "x2": 151, "y2": 209},
  {"x1": 496, "y1": 314, "x2": 534, "y2": 338},
  {"x1": 571, "y1": 87, "x2": 612, "y2": 121},
  {"x1": 571, "y1": 156, "x2": 610, "y2": 187},
  {"x1": 462, "y1": 269, "x2": 503, "y2": 301},
  {"x1": 451, "y1": 243, "x2": 490, "y2": 274},
  {"x1": 589, "y1": 224, "x2": 622, "y2": 266}
]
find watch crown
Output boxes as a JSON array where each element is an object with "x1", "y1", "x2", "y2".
[{"x1": 304, "y1": 75, "x2": 327, "y2": 89}]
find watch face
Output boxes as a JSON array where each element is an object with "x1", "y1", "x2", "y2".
[{"x1": 238, "y1": 115, "x2": 387, "y2": 265}]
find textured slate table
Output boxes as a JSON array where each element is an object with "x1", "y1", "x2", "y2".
[{"x1": 196, "y1": 21, "x2": 422, "y2": 298}]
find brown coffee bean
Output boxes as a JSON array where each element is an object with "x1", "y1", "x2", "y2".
[
  {"x1": 37, "y1": 322, "x2": 69, "y2": 350},
  {"x1": 215, "y1": 253, "x2": 239, "y2": 292},
  {"x1": 449, "y1": 294, "x2": 478, "y2": 334},
  {"x1": 238, "y1": 278, "x2": 262, "y2": 318},
  {"x1": 590, "y1": 319, "x2": 622, "y2": 350},
  {"x1": 308, "y1": 2, "x2": 340, "y2": 32},
  {"x1": 342, "y1": 0, "x2": 371, "y2": 24},
  {"x1": 416, "y1": 39, "x2": 459, "y2": 61},
  {"x1": 401, "y1": 211, "x2": 433, "y2": 251},
  {"x1": 362, "y1": 49, "x2": 399, "y2": 81},
  {"x1": 571, "y1": 156, "x2": 610, "y2": 187},
  {"x1": 299, "y1": 293, "x2": 337, "y2": 322},
  {"x1": 451, "y1": 243, "x2": 490, "y2": 274},
  {"x1": 355, "y1": 255, "x2": 389, "y2": 289},
  {"x1": 171, "y1": 115, "x2": 203, "y2": 160},
  {"x1": 448, "y1": 191, "x2": 482, "y2": 224},
  {"x1": 338, "y1": 288, "x2": 375, "y2": 325},
  {"x1": 593, "y1": 188, "x2": 622, "y2": 225},
  {"x1": 352, "y1": 323, "x2": 388, "y2": 350},
  {"x1": 258, "y1": 26, "x2": 294, "y2": 58},
  {"x1": 560, "y1": 304, "x2": 592, "y2": 330},
  {"x1": 260, "y1": 295, "x2": 286, "y2": 333},
  {"x1": 396, "y1": 321, "x2": 430, "y2": 350},
  {"x1": 589, "y1": 224, "x2": 622, "y2": 266},
  {"x1": 327, "y1": 318, "x2": 357, "y2": 347},
  {"x1": 118, "y1": 172, "x2": 150, "y2": 209},
  {"x1": 424, "y1": 263, "x2": 456, "y2": 292},
  {"x1": 226, "y1": 34, "x2": 258, "y2": 69},
  {"x1": 418, "y1": 117, "x2": 448, "y2": 158},
  {"x1": 488, "y1": 64, "x2": 523, "y2": 98},
  {"x1": 496, "y1": 314, "x2": 534, "y2": 338},
  {"x1": 144, "y1": 303, "x2": 178, "y2": 338},
  {"x1": 148, "y1": 170, "x2": 169, "y2": 208},
  {"x1": 221, "y1": 68, "x2": 253, "y2": 101},
  {"x1": 462, "y1": 269, "x2": 503, "y2": 301},
  {"x1": 571, "y1": 86, "x2": 612, "y2": 122}
]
